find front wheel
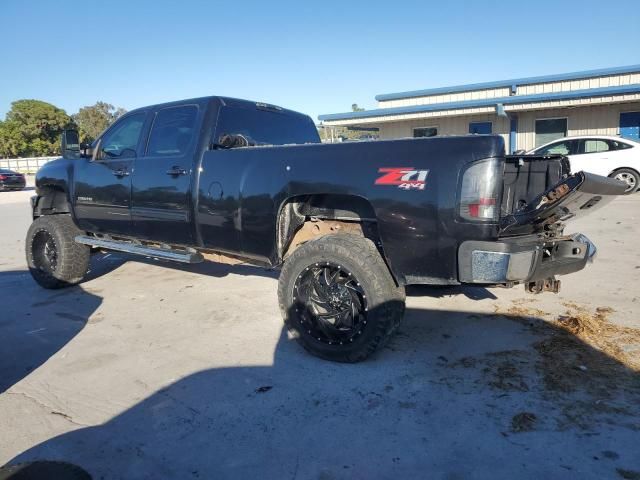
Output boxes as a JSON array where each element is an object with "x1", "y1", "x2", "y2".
[
  {"x1": 609, "y1": 168, "x2": 639, "y2": 194},
  {"x1": 278, "y1": 234, "x2": 405, "y2": 363},
  {"x1": 25, "y1": 215, "x2": 90, "y2": 289}
]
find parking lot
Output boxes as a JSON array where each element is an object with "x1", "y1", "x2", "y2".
[{"x1": 1, "y1": 183, "x2": 639, "y2": 479}]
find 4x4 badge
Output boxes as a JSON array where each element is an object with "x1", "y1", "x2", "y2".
[{"x1": 375, "y1": 167, "x2": 429, "y2": 190}]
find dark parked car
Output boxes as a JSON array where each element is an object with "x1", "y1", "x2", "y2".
[
  {"x1": 0, "y1": 168, "x2": 26, "y2": 191},
  {"x1": 25, "y1": 96, "x2": 627, "y2": 362}
]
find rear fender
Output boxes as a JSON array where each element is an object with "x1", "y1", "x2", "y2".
[{"x1": 276, "y1": 193, "x2": 398, "y2": 276}]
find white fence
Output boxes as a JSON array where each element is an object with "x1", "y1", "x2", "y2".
[{"x1": 0, "y1": 157, "x2": 58, "y2": 174}]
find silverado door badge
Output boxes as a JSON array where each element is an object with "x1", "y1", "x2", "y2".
[{"x1": 375, "y1": 168, "x2": 429, "y2": 190}]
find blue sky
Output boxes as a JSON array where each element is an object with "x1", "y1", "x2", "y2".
[{"x1": 1, "y1": 0, "x2": 639, "y2": 122}]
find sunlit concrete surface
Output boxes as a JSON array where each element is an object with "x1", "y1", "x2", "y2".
[{"x1": 1, "y1": 181, "x2": 639, "y2": 479}]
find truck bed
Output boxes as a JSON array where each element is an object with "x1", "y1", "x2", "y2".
[{"x1": 501, "y1": 154, "x2": 570, "y2": 216}]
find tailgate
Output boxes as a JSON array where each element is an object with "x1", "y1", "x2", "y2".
[{"x1": 499, "y1": 171, "x2": 627, "y2": 236}]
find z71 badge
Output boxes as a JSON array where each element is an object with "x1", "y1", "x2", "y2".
[{"x1": 375, "y1": 167, "x2": 429, "y2": 190}]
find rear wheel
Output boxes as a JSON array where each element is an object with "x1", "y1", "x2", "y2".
[
  {"x1": 278, "y1": 234, "x2": 405, "y2": 362},
  {"x1": 609, "y1": 168, "x2": 639, "y2": 194},
  {"x1": 26, "y1": 215, "x2": 90, "y2": 289}
]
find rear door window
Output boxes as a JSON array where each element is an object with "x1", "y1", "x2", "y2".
[
  {"x1": 582, "y1": 139, "x2": 610, "y2": 154},
  {"x1": 146, "y1": 105, "x2": 198, "y2": 156}
]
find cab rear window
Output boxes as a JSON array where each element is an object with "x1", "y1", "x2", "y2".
[{"x1": 214, "y1": 106, "x2": 319, "y2": 147}]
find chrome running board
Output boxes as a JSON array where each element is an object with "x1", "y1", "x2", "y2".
[{"x1": 75, "y1": 236, "x2": 203, "y2": 264}]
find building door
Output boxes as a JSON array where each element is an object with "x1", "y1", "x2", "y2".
[
  {"x1": 535, "y1": 118, "x2": 567, "y2": 147},
  {"x1": 620, "y1": 112, "x2": 640, "y2": 140},
  {"x1": 469, "y1": 121, "x2": 492, "y2": 134}
]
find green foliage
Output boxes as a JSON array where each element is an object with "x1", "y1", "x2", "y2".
[
  {"x1": 351, "y1": 103, "x2": 365, "y2": 112},
  {"x1": 0, "y1": 99, "x2": 127, "y2": 158},
  {"x1": 0, "y1": 120, "x2": 27, "y2": 157},
  {"x1": 2, "y1": 99, "x2": 74, "y2": 157},
  {"x1": 73, "y1": 101, "x2": 127, "y2": 144}
]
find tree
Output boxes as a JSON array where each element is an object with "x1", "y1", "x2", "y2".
[
  {"x1": 0, "y1": 100, "x2": 73, "y2": 157},
  {"x1": 0, "y1": 120, "x2": 27, "y2": 158},
  {"x1": 351, "y1": 103, "x2": 365, "y2": 112},
  {"x1": 73, "y1": 102, "x2": 127, "y2": 144}
]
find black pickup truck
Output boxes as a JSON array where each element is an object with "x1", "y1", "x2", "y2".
[{"x1": 26, "y1": 96, "x2": 626, "y2": 362}]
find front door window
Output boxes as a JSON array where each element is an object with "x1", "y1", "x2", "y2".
[
  {"x1": 536, "y1": 140, "x2": 576, "y2": 156},
  {"x1": 97, "y1": 112, "x2": 146, "y2": 160}
]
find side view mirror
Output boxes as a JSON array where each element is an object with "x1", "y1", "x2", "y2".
[
  {"x1": 80, "y1": 142, "x2": 94, "y2": 159},
  {"x1": 61, "y1": 129, "x2": 80, "y2": 158}
]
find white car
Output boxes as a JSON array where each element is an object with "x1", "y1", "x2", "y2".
[{"x1": 528, "y1": 135, "x2": 640, "y2": 194}]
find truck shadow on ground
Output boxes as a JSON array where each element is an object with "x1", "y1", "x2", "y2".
[
  {"x1": 0, "y1": 252, "x2": 129, "y2": 393},
  {"x1": 5, "y1": 297, "x2": 640, "y2": 479},
  {"x1": 406, "y1": 284, "x2": 498, "y2": 300},
  {"x1": 0, "y1": 270, "x2": 102, "y2": 393}
]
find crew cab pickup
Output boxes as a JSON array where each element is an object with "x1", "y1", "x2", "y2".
[{"x1": 26, "y1": 96, "x2": 627, "y2": 362}]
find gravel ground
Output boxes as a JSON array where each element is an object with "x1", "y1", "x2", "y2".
[{"x1": 1, "y1": 182, "x2": 639, "y2": 480}]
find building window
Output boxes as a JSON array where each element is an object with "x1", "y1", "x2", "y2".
[
  {"x1": 469, "y1": 121, "x2": 492, "y2": 134},
  {"x1": 535, "y1": 118, "x2": 567, "y2": 147},
  {"x1": 413, "y1": 127, "x2": 438, "y2": 138}
]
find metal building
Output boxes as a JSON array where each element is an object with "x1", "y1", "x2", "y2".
[{"x1": 318, "y1": 65, "x2": 640, "y2": 152}]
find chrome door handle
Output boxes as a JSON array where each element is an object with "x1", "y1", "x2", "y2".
[
  {"x1": 166, "y1": 166, "x2": 187, "y2": 176},
  {"x1": 112, "y1": 168, "x2": 129, "y2": 177}
]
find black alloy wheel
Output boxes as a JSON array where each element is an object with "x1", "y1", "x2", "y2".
[
  {"x1": 278, "y1": 234, "x2": 405, "y2": 362},
  {"x1": 293, "y1": 262, "x2": 368, "y2": 345},
  {"x1": 32, "y1": 230, "x2": 59, "y2": 275},
  {"x1": 25, "y1": 215, "x2": 90, "y2": 289}
]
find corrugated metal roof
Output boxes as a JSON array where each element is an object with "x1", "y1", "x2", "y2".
[
  {"x1": 374, "y1": 64, "x2": 640, "y2": 102},
  {"x1": 318, "y1": 84, "x2": 640, "y2": 122}
]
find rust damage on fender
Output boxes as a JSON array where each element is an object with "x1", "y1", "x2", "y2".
[{"x1": 284, "y1": 219, "x2": 367, "y2": 258}]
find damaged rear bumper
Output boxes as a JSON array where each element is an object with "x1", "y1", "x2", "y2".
[{"x1": 458, "y1": 233, "x2": 596, "y2": 286}]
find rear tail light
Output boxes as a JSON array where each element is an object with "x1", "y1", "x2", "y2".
[
  {"x1": 459, "y1": 159, "x2": 501, "y2": 221},
  {"x1": 0, "y1": 175, "x2": 7, "y2": 181}
]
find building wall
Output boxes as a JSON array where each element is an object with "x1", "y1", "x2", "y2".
[
  {"x1": 378, "y1": 72, "x2": 640, "y2": 108},
  {"x1": 376, "y1": 101, "x2": 640, "y2": 152},
  {"x1": 515, "y1": 102, "x2": 640, "y2": 150},
  {"x1": 376, "y1": 114, "x2": 511, "y2": 148}
]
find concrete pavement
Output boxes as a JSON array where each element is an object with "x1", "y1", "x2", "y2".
[{"x1": 0, "y1": 185, "x2": 639, "y2": 479}]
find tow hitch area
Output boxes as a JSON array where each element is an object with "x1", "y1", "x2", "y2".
[{"x1": 525, "y1": 277, "x2": 561, "y2": 294}]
